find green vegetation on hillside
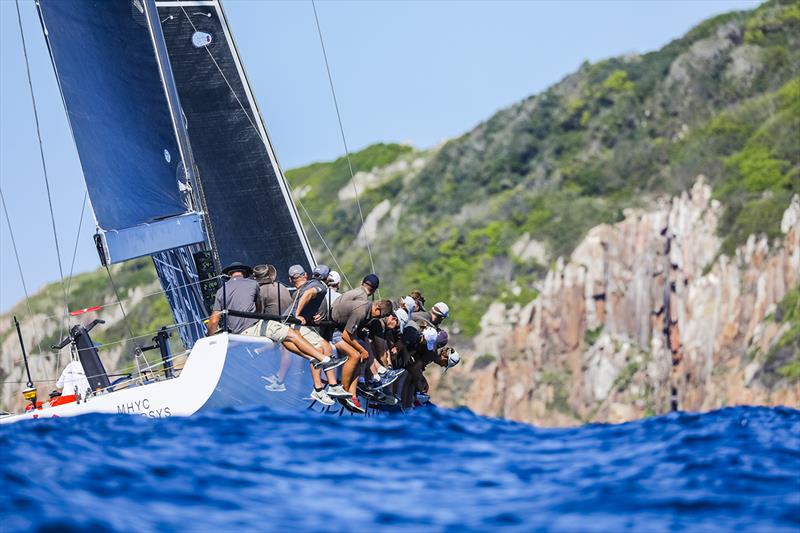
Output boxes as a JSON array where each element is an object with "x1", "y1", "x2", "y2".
[
  {"x1": 285, "y1": 143, "x2": 415, "y2": 258},
  {"x1": 768, "y1": 285, "x2": 800, "y2": 382},
  {"x1": 288, "y1": 0, "x2": 799, "y2": 335}
]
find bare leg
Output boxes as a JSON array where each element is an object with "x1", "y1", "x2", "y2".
[
  {"x1": 276, "y1": 348, "x2": 293, "y2": 382},
  {"x1": 336, "y1": 340, "x2": 364, "y2": 392},
  {"x1": 282, "y1": 329, "x2": 325, "y2": 361},
  {"x1": 310, "y1": 364, "x2": 324, "y2": 389},
  {"x1": 283, "y1": 341, "x2": 313, "y2": 361}
]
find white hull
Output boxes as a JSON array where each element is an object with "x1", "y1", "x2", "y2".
[{"x1": 0, "y1": 333, "x2": 322, "y2": 424}]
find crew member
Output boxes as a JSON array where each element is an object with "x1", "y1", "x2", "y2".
[{"x1": 206, "y1": 262, "x2": 341, "y2": 376}]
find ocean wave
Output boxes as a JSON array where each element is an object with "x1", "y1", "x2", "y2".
[{"x1": 2, "y1": 406, "x2": 798, "y2": 531}]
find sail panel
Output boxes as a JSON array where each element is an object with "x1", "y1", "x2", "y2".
[
  {"x1": 157, "y1": 0, "x2": 315, "y2": 282},
  {"x1": 152, "y1": 246, "x2": 209, "y2": 348},
  {"x1": 37, "y1": 0, "x2": 194, "y2": 232}
]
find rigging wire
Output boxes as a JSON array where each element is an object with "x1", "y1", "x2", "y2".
[
  {"x1": 64, "y1": 190, "x2": 89, "y2": 299},
  {"x1": 0, "y1": 186, "x2": 44, "y2": 356},
  {"x1": 8, "y1": 318, "x2": 208, "y2": 368},
  {"x1": 310, "y1": 0, "x2": 377, "y2": 280},
  {"x1": 175, "y1": 6, "x2": 353, "y2": 287},
  {"x1": 31, "y1": 274, "x2": 224, "y2": 322},
  {"x1": 103, "y1": 265, "x2": 136, "y2": 343},
  {"x1": 285, "y1": 182, "x2": 352, "y2": 288},
  {"x1": 14, "y1": 0, "x2": 70, "y2": 337}
]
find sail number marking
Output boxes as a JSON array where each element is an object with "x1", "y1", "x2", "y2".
[{"x1": 116, "y1": 398, "x2": 172, "y2": 418}]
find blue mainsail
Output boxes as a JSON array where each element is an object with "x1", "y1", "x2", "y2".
[
  {"x1": 38, "y1": 0, "x2": 209, "y2": 347},
  {"x1": 37, "y1": 0, "x2": 205, "y2": 263}
]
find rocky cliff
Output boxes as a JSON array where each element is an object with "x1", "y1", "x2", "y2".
[{"x1": 428, "y1": 180, "x2": 800, "y2": 425}]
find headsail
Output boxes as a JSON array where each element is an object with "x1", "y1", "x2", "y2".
[
  {"x1": 37, "y1": 0, "x2": 205, "y2": 264},
  {"x1": 156, "y1": 0, "x2": 315, "y2": 282}
]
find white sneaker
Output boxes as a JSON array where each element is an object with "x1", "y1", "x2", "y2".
[
  {"x1": 326, "y1": 384, "x2": 351, "y2": 398},
  {"x1": 261, "y1": 374, "x2": 279, "y2": 384},
  {"x1": 264, "y1": 380, "x2": 286, "y2": 392},
  {"x1": 310, "y1": 388, "x2": 334, "y2": 405}
]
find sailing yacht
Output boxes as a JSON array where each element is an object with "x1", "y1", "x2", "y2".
[{"x1": 2, "y1": 0, "x2": 331, "y2": 423}]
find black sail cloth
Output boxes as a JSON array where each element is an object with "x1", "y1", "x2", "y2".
[{"x1": 157, "y1": 2, "x2": 315, "y2": 284}]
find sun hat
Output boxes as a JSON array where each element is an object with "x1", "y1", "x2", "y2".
[
  {"x1": 312, "y1": 264, "x2": 331, "y2": 280},
  {"x1": 252, "y1": 264, "x2": 277, "y2": 284},
  {"x1": 394, "y1": 308, "x2": 409, "y2": 333},
  {"x1": 288, "y1": 264, "x2": 306, "y2": 279},
  {"x1": 221, "y1": 262, "x2": 253, "y2": 277},
  {"x1": 362, "y1": 274, "x2": 380, "y2": 290}
]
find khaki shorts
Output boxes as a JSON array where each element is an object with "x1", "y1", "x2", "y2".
[
  {"x1": 295, "y1": 325, "x2": 325, "y2": 351},
  {"x1": 240, "y1": 320, "x2": 289, "y2": 343}
]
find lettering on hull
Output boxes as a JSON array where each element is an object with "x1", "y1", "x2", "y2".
[{"x1": 116, "y1": 398, "x2": 172, "y2": 418}]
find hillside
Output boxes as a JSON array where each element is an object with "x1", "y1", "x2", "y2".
[
  {"x1": 1, "y1": 0, "x2": 798, "y2": 418},
  {"x1": 288, "y1": 0, "x2": 799, "y2": 337}
]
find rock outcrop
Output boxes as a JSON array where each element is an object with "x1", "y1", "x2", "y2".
[{"x1": 430, "y1": 179, "x2": 800, "y2": 425}]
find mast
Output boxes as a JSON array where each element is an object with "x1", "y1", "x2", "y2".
[{"x1": 144, "y1": 0, "x2": 212, "y2": 255}]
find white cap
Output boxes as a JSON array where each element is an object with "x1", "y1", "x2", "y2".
[
  {"x1": 442, "y1": 349, "x2": 460, "y2": 374},
  {"x1": 327, "y1": 271, "x2": 341, "y2": 285},
  {"x1": 402, "y1": 296, "x2": 417, "y2": 314},
  {"x1": 423, "y1": 327, "x2": 438, "y2": 350},
  {"x1": 432, "y1": 302, "x2": 450, "y2": 318},
  {"x1": 394, "y1": 308, "x2": 409, "y2": 332}
]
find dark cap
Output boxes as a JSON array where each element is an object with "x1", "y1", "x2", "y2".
[
  {"x1": 312, "y1": 264, "x2": 331, "y2": 280},
  {"x1": 436, "y1": 330, "x2": 449, "y2": 348},
  {"x1": 362, "y1": 273, "x2": 380, "y2": 289},
  {"x1": 221, "y1": 262, "x2": 253, "y2": 277},
  {"x1": 288, "y1": 264, "x2": 306, "y2": 279}
]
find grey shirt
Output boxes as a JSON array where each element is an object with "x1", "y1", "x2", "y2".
[
  {"x1": 259, "y1": 281, "x2": 292, "y2": 317},
  {"x1": 212, "y1": 277, "x2": 260, "y2": 334},
  {"x1": 411, "y1": 311, "x2": 436, "y2": 329},
  {"x1": 332, "y1": 294, "x2": 371, "y2": 337}
]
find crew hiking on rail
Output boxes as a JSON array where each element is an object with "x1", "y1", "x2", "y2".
[{"x1": 208, "y1": 262, "x2": 460, "y2": 413}]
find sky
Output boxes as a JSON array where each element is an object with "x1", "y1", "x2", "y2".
[{"x1": 0, "y1": 0, "x2": 760, "y2": 312}]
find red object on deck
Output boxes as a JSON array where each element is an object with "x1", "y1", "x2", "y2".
[
  {"x1": 70, "y1": 306, "x2": 102, "y2": 316},
  {"x1": 50, "y1": 394, "x2": 77, "y2": 407}
]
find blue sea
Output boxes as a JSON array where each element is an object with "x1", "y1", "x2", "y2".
[{"x1": 2, "y1": 406, "x2": 799, "y2": 532}]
